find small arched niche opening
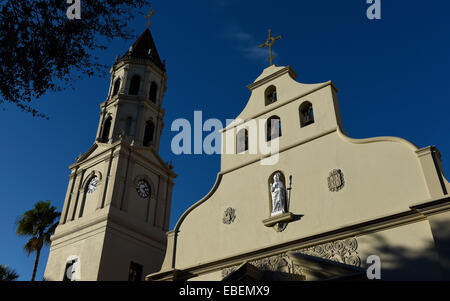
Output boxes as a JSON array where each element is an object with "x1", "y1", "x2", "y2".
[
  {"x1": 143, "y1": 120, "x2": 155, "y2": 147},
  {"x1": 100, "y1": 116, "x2": 112, "y2": 143},
  {"x1": 265, "y1": 85, "x2": 278, "y2": 106},
  {"x1": 129, "y1": 75, "x2": 141, "y2": 95},
  {"x1": 299, "y1": 101, "x2": 314, "y2": 127},
  {"x1": 236, "y1": 128, "x2": 249, "y2": 154},
  {"x1": 112, "y1": 78, "x2": 121, "y2": 96},
  {"x1": 149, "y1": 82, "x2": 158, "y2": 103},
  {"x1": 266, "y1": 116, "x2": 282, "y2": 142}
]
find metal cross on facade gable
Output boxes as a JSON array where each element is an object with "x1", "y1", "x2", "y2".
[{"x1": 259, "y1": 29, "x2": 282, "y2": 66}]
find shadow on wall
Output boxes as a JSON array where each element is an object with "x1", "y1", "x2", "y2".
[{"x1": 361, "y1": 219, "x2": 449, "y2": 281}]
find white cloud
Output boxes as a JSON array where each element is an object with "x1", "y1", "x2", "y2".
[
  {"x1": 229, "y1": 31, "x2": 254, "y2": 42},
  {"x1": 226, "y1": 28, "x2": 279, "y2": 64}
]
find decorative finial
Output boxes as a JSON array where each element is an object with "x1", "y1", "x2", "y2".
[
  {"x1": 259, "y1": 29, "x2": 282, "y2": 66},
  {"x1": 145, "y1": 6, "x2": 156, "y2": 29}
]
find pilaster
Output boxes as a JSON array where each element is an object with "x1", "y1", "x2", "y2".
[
  {"x1": 60, "y1": 170, "x2": 77, "y2": 225},
  {"x1": 67, "y1": 169, "x2": 86, "y2": 222}
]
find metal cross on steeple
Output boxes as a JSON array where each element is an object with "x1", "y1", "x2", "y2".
[
  {"x1": 259, "y1": 29, "x2": 282, "y2": 66},
  {"x1": 145, "y1": 7, "x2": 156, "y2": 29}
]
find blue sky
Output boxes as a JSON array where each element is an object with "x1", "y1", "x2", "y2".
[{"x1": 1, "y1": 0, "x2": 449, "y2": 281}]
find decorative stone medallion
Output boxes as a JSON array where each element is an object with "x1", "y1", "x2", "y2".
[
  {"x1": 223, "y1": 208, "x2": 236, "y2": 225},
  {"x1": 328, "y1": 169, "x2": 345, "y2": 192}
]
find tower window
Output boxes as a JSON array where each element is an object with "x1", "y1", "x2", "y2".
[
  {"x1": 236, "y1": 129, "x2": 248, "y2": 153},
  {"x1": 266, "y1": 116, "x2": 282, "y2": 141},
  {"x1": 265, "y1": 85, "x2": 278, "y2": 106},
  {"x1": 128, "y1": 262, "x2": 143, "y2": 281},
  {"x1": 129, "y1": 75, "x2": 141, "y2": 95},
  {"x1": 299, "y1": 101, "x2": 314, "y2": 127},
  {"x1": 149, "y1": 82, "x2": 158, "y2": 103},
  {"x1": 100, "y1": 116, "x2": 112, "y2": 143},
  {"x1": 143, "y1": 120, "x2": 155, "y2": 147},
  {"x1": 112, "y1": 78, "x2": 121, "y2": 96}
]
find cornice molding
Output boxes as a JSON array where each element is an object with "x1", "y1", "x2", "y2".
[
  {"x1": 410, "y1": 195, "x2": 450, "y2": 216},
  {"x1": 114, "y1": 57, "x2": 166, "y2": 77},
  {"x1": 69, "y1": 143, "x2": 120, "y2": 169},
  {"x1": 51, "y1": 214, "x2": 109, "y2": 242},
  {"x1": 51, "y1": 211, "x2": 167, "y2": 252}
]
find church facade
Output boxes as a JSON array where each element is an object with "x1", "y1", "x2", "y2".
[{"x1": 148, "y1": 64, "x2": 450, "y2": 281}]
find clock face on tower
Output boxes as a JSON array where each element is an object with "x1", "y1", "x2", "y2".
[
  {"x1": 87, "y1": 176, "x2": 99, "y2": 194},
  {"x1": 136, "y1": 180, "x2": 150, "y2": 198}
]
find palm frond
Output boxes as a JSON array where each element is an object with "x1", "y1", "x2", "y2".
[
  {"x1": 17, "y1": 200, "x2": 60, "y2": 256},
  {"x1": 0, "y1": 265, "x2": 19, "y2": 281},
  {"x1": 23, "y1": 237, "x2": 43, "y2": 256}
]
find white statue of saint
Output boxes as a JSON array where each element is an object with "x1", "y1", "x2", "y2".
[{"x1": 270, "y1": 173, "x2": 286, "y2": 216}]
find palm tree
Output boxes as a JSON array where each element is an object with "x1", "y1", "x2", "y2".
[
  {"x1": 16, "y1": 201, "x2": 60, "y2": 281},
  {"x1": 0, "y1": 265, "x2": 19, "y2": 281}
]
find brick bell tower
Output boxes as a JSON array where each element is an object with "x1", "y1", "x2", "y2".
[{"x1": 44, "y1": 28, "x2": 177, "y2": 281}]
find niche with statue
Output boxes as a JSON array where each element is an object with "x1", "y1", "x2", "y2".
[{"x1": 263, "y1": 171, "x2": 295, "y2": 232}]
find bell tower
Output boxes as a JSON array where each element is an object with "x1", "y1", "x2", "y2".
[
  {"x1": 97, "y1": 28, "x2": 168, "y2": 150},
  {"x1": 44, "y1": 29, "x2": 177, "y2": 281}
]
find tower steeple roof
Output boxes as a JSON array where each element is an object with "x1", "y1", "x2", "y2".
[{"x1": 121, "y1": 28, "x2": 165, "y2": 70}]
